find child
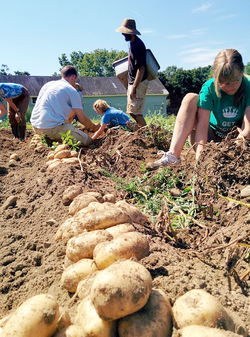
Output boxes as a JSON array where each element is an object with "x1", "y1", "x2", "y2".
[
  {"x1": 92, "y1": 99, "x2": 135, "y2": 139},
  {"x1": 154, "y1": 49, "x2": 250, "y2": 167}
]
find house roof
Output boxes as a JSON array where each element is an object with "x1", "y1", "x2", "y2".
[{"x1": 0, "y1": 75, "x2": 168, "y2": 97}]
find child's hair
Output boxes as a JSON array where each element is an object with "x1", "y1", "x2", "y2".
[
  {"x1": 93, "y1": 99, "x2": 110, "y2": 112},
  {"x1": 213, "y1": 49, "x2": 245, "y2": 106}
]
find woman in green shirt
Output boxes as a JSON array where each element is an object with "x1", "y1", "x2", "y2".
[{"x1": 154, "y1": 49, "x2": 250, "y2": 167}]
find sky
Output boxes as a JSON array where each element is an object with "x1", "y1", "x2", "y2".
[{"x1": 2, "y1": 0, "x2": 250, "y2": 76}]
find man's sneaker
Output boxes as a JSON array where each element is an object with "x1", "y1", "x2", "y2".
[{"x1": 154, "y1": 151, "x2": 181, "y2": 167}]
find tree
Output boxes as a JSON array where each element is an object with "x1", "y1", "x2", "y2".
[
  {"x1": 245, "y1": 62, "x2": 250, "y2": 75},
  {"x1": 0, "y1": 64, "x2": 10, "y2": 75},
  {"x1": 158, "y1": 65, "x2": 211, "y2": 113},
  {"x1": 14, "y1": 71, "x2": 30, "y2": 76},
  {"x1": 58, "y1": 49, "x2": 128, "y2": 77}
]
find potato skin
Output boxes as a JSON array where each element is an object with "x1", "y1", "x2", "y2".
[
  {"x1": 90, "y1": 259, "x2": 152, "y2": 321},
  {"x1": 93, "y1": 231, "x2": 150, "y2": 269},
  {"x1": 106, "y1": 223, "x2": 135, "y2": 238},
  {"x1": 1, "y1": 294, "x2": 59, "y2": 337},
  {"x1": 69, "y1": 194, "x2": 98, "y2": 216},
  {"x1": 61, "y1": 259, "x2": 98, "y2": 293},
  {"x1": 53, "y1": 324, "x2": 85, "y2": 337},
  {"x1": 54, "y1": 150, "x2": 71, "y2": 159},
  {"x1": 116, "y1": 200, "x2": 149, "y2": 225},
  {"x1": 118, "y1": 289, "x2": 173, "y2": 337},
  {"x1": 74, "y1": 295, "x2": 117, "y2": 337},
  {"x1": 172, "y1": 289, "x2": 247, "y2": 336},
  {"x1": 66, "y1": 229, "x2": 113, "y2": 262}
]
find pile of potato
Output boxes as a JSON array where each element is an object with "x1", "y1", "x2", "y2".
[
  {"x1": 46, "y1": 144, "x2": 79, "y2": 172},
  {"x1": 0, "y1": 184, "x2": 248, "y2": 336}
]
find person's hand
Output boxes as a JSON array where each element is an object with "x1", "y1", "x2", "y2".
[
  {"x1": 130, "y1": 86, "x2": 137, "y2": 99},
  {"x1": 93, "y1": 123, "x2": 100, "y2": 132},
  {"x1": 15, "y1": 111, "x2": 22, "y2": 123}
]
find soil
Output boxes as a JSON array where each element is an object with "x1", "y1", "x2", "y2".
[{"x1": 0, "y1": 125, "x2": 250, "y2": 334}]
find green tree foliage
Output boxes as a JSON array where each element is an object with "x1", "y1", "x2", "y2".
[
  {"x1": 14, "y1": 71, "x2": 30, "y2": 76},
  {"x1": 0, "y1": 64, "x2": 10, "y2": 75},
  {"x1": 58, "y1": 49, "x2": 128, "y2": 77},
  {"x1": 245, "y1": 62, "x2": 250, "y2": 75},
  {"x1": 158, "y1": 65, "x2": 212, "y2": 113}
]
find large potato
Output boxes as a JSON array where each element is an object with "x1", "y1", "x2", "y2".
[
  {"x1": 1, "y1": 294, "x2": 59, "y2": 337},
  {"x1": 73, "y1": 202, "x2": 116, "y2": 221},
  {"x1": 66, "y1": 230, "x2": 113, "y2": 262},
  {"x1": 48, "y1": 160, "x2": 61, "y2": 172},
  {"x1": 93, "y1": 231, "x2": 150, "y2": 269},
  {"x1": 173, "y1": 325, "x2": 243, "y2": 337},
  {"x1": 106, "y1": 223, "x2": 136, "y2": 238},
  {"x1": 54, "y1": 149, "x2": 71, "y2": 159},
  {"x1": 53, "y1": 325, "x2": 85, "y2": 337},
  {"x1": 62, "y1": 186, "x2": 83, "y2": 206},
  {"x1": 54, "y1": 144, "x2": 70, "y2": 153},
  {"x1": 74, "y1": 295, "x2": 117, "y2": 337},
  {"x1": 90, "y1": 259, "x2": 152, "y2": 321},
  {"x1": 118, "y1": 289, "x2": 173, "y2": 337},
  {"x1": 69, "y1": 194, "x2": 98, "y2": 216},
  {"x1": 172, "y1": 289, "x2": 247, "y2": 336},
  {"x1": 116, "y1": 200, "x2": 149, "y2": 225},
  {"x1": 61, "y1": 259, "x2": 98, "y2": 293},
  {"x1": 62, "y1": 158, "x2": 79, "y2": 164}
]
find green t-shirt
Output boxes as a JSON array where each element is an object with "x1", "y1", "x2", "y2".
[{"x1": 198, "y1": 76, "x2": 250, "y2": 138}]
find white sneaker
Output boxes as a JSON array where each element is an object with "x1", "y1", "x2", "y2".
[{"x1": 154, "y1": 151, "x2": 181, "y2": 167}]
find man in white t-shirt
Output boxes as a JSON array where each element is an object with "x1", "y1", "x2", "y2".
[{"x1": 31, "y1": 66, "x2": 99, "y2": 146}]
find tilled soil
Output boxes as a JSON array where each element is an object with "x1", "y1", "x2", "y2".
[{"x1": 0, "y1": 126, "x2": 250, "y2": 334}]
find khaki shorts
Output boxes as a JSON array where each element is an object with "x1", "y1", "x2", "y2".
[
  {"x1": 33, "y1": 123, "x2": 92, "y2": 146},
  {"x1": 127, "y1": 80, "x2": 148, "y2": 115}
]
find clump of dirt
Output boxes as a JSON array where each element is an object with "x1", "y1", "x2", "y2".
[{"x1": 0, "y1": 125, "x2": 250, "y2": 333}]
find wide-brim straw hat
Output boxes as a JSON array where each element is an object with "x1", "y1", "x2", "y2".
[{"x1": 115, "y1": 18, "x2": 141, "y2": 35}]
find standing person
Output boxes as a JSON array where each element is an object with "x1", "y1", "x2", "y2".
[
  {"x1": 31, "y1": 66, "x2": 99, "y2": 146},
  {"x1": 116, "y1": 18, "x2": 148, "y2": 127},
  {"x1": 92, "y1": 99, "x2": 134, "y2": 139},
  {"x1": 153, "y1": 49, "x2": 250, "y2": 167},
  {"x1": 0, "y1": 83, "x2": 30, "y2": 141}
]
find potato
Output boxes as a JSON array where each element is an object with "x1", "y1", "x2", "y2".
[
  {"x1": 93, "y1": 231, "x2": 149, "y2": 269},
  {"x1": 10, "y1": 153, "x2": 19, "y2": 160},
  {"x1": 47, "y1": 151, "x2": 55, "y2": 160},
  {"x1": 46, "y1": 158, "x2": 60, "y2": 166},
  {"x1": 118, "y1": 289, "x2": 173, "y2": 337},
  {"x1": 76, "y1": 271, "x2": 100, "y2": 300},
  {"x1": 54, "y1": 149, "x2": 71, "y2": 159},
  {"x1": 103, "y1": 193, "x2": 116, "y2": 203},
  {"x1": 61, "y1": 259, "x2": 98, "y2": 293},
  {"x1": 106, "y1": 223, "x2": 136, "y2": 238},
  {"x1": 62, "y1": 157, "x2": 79, "y2": 164},
  {"x1": 73, "y1": 201, "x2": 116, "y2": 221},
  {"x1": 69, "y1": 194, "x2": 98, "y2": 216},
  {"x1": 62, "y1": 186, "x2": 83, "y2": 206},
  {"x1": 173, "y1": 325, "x2": 243, "y2": 337},
  {"x1": 172, "y1": 289, "x2": 247, "y2": 336},
  {"x1": 116, "y1": 200, "x2": 149, "y2": 225},
  {"x1": 84, "y1": 191, "x2": 104, "y2": 203},
  {"x1": 74, "y1": 295, "x2": 117, "y2": 337},
  {"x1": 63, "y1": 208, "x2": 131, "y2": 239},
  {"x1": 54, "y1": 144, "x2": 70, "y2": 153},
  {"x1": 48, "y1": 160, "x2": 61, "y2": 172},
  {"x1": 55, "y1": 218, "x2": 81, "y2": 242},
  {"x1": 64, "y1": 256, "x2": 75, "y2": 268},
  {"x1": 71, "y1": 150, "x2": 78, "y2": 158},
  {"x1": 66, "y1": 230, "x2": 113, "y2": 262},
  {"x1": 53, "y1": 325, "x2": 85, "y2": 337},
  {"x1": 90, "y1": 259, "x2": 152, "y2": 321},
  {"x1": 1, "y1": 294, "x2": 59, "y2": 337}
]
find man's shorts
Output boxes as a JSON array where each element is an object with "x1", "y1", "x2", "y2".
[
  {"x1": 33, "y1": 123, "x2": 92, "y2": 146},
  {"x1": 127, "y1": 80, "x2": 148, "y2": 115}
]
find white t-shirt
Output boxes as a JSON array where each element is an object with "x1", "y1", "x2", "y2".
[{"x1": 31, "y1": 79, "x2": 82, "y2": 129}]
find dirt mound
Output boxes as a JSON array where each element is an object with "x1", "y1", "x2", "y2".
[{"x1": 0, "y1": 126, "x2": 250, "y2": 333}]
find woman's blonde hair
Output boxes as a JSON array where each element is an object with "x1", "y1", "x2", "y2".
[
  {"x1": 93, "y1": 99, "x2": 110, "y2": 112},
  {"x1": 213, "y1": 49, "x2": 245, "y2": 106}
]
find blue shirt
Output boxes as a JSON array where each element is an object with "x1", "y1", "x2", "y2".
[
  {"x1": 101, "y1": 107, "x2": 131, "y2": 126},
  {"x1": 0, "y1": 83, "x2": 23, "y2": 103}
]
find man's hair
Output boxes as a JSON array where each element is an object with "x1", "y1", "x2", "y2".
[
  {"x1": 93, "y1": 99, "x2": 110, "y2": 112},
  {"x1": 61, "y1": 65, "x2": 78, "y2": 78}
]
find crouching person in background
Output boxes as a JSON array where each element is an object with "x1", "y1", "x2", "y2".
[
  {"x1": 0, "y1": 83, "x2": 30, "y2": 141},
  {"x1": 31, "y1": 66, "x2": 99, "y2": 146}
]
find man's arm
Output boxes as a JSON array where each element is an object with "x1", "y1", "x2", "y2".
[{"x1": 74, "y1": 108, "x2": 99, "y2": 132}]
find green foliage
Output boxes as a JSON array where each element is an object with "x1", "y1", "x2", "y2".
[
  {"x1": 58, "y1": 49, "x2": 128, "y2": 77},
  {"x1": 59, "y1": 130, "x2": 81, "y2": 151},
  {"x1": 158, "y1": 65, "x2": 212, "y2": 111},
  {"x1": 245, "y1": 62, "x2": 250, "y2": 76}
]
